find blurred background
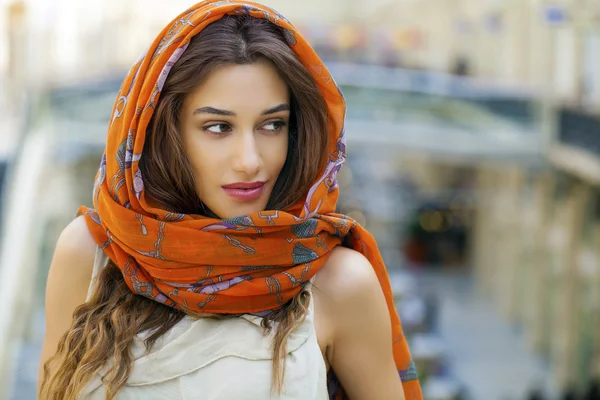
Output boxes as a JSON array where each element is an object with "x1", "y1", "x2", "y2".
[{"x1": 1, "y1": 0, "x2": 600, "y2": 399}]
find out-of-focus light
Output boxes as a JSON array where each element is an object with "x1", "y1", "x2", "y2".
[
  {"x1": 347, "y1": 210, "x2": 367, "y2": 227},
  {"x1": 335, "y1": 26, "x2": 361, "y2": 50},
  {"x1": 392, "y1": 28, "x2": 422, "y2": 51},
  {"x1": 419, "y1": 211, "x2": 444, "y2": 232},
  {"x1": 543, "y1": 5, "x2": 568, "y2": 26}
]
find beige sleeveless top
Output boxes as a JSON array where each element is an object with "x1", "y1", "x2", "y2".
[{"x1": 79, "y1": 246, "x2": 328, "y2": 399}]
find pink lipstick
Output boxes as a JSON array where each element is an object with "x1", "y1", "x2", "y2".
[{"x1": 222, "y1": 181, "x2": 266, "y2": 201}]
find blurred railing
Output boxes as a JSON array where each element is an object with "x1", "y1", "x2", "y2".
[
  {"x1": 558, "y1": 108, "x2": 600, "y2": 157},
  {"x1": 41, "y1": 63, "x2": 546, "y2": 162},
  {"x1": 549, "y1": 107, "x2": 600, "y2": 186},
  {"x1": 328, "y1": 62, "x2": 540, "y2": 131}
]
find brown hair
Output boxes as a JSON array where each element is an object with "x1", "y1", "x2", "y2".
[{"x1": 40, "y1": 14, "x2": 329, "y2": 399}]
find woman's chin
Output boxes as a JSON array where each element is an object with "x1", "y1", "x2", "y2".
[{"x1": 211, "y1": 201, "x2": 269, "y2": 220}]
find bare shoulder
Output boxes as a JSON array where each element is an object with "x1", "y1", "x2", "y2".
[
  {"x1": 57, "y1": 214, "x2": 98, "y2": 251},
  {"x1": 313, "y1": 246, "x2": 404, "y2": 399},
  {"x1": 40, "y1": 215, "x2": 97, "y2": 379},
  {"x1": 313, "y1": 245, "x2": 382, "y2": 306},
  {"x1": 45, "y1": 215, "x2": 98, "y2": 312},
  {"x1": 45, "y1": 214, "x2": 97, "y2": 317},
  {"x1": 49, "y1": 215, "x2": 97, "y2": 282},
  {"x1": 312, "y1": 245, "x2": 386, "y2": 349}
]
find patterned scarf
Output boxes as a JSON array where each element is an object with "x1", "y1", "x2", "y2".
[{"x1": 77, "y1": 1, "x2": 422, "y2": 398}]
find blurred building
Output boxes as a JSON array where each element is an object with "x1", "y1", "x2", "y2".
[
  {"x1": 381, "y1": 0, "x2": 600, "y2": 111},
  {"x1": 2, "y1": 0, "x2": 600, "y2": 105}
]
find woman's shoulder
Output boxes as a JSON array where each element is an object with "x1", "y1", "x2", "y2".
[
  {"x1": 312, "y1": 245, "x2": 393, "y2": 372},
  {"x1": 314, "y1": 245, "x2": 382, "y2": 304},
  {"x1": 40, "y1": 216, "x2": 99, "y2": 376},
  {"x1": 46, "y1": 215, "x2": 97, "y2": 302},
  {"x1": 55, "y1": 215, "x2": 98, "y2": 264},
  {"x1": 312, "y1": 245, "x2": 386, "y2": 340}
]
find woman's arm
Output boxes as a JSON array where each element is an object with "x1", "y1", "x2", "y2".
[
  {"x1": 37, "y1": 216, "x2": 96, "y2": 397},
  {"x1": 316, "y1": 246, "x2": 406, "y2": 400}
]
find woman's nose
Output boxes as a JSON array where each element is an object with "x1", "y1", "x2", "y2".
[{"x1": 231, "y1": 131, "x2": 262, "y2": 176}]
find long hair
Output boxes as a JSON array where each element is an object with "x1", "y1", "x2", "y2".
[{"x1": 40, "y1": 15, "x2": 329, "y2": 399}]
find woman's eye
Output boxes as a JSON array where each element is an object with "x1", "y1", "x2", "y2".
[
  {"x1": 203, "y1": 124, "x2": 231, "y2": 134},
  {"x1": 261, "y1": 121, "x2": 287, "y2": 132}
]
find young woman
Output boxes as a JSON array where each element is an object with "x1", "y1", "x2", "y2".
[{"x1": 38, "y1": 1, "x2": 422, "y2": 399}]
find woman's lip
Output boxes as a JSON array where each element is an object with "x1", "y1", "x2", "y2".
[
  {"x1": 222, "y1": 181, "x2": 265, "y2": 189},
  {"x1": 222, "y1": 183, "x2": 266, "y2": 201}
]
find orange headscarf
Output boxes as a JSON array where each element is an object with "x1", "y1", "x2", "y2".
[{"x1": 77, "y1": 1, "x2": 422, "y2": 398}]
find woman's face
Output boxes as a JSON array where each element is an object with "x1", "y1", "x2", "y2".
[{"x1": 180, "y1": 61, "x2": 290, "y2": 220}]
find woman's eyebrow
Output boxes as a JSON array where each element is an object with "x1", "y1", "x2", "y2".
[
  {"x1": 192, "y1": 103, "x2": 290, "y2": 117},
  {"x1": 261, "y1": 103, "x2": 290, "y2": 115},
  {"x1": 193, "y1": 106, "x2": 236, "y2": 116}
]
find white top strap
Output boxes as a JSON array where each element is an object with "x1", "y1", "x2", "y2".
[{"x1": 85, "y1": 246, "x2": 109, "y2": 302}]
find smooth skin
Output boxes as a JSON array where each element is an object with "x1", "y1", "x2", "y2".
[
  {"x1": 179, "y1": 60, "x2": 289, "y2": 220},
  {"x1": 39, "y1": 61, "x2": 405, "y2": 399}
]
